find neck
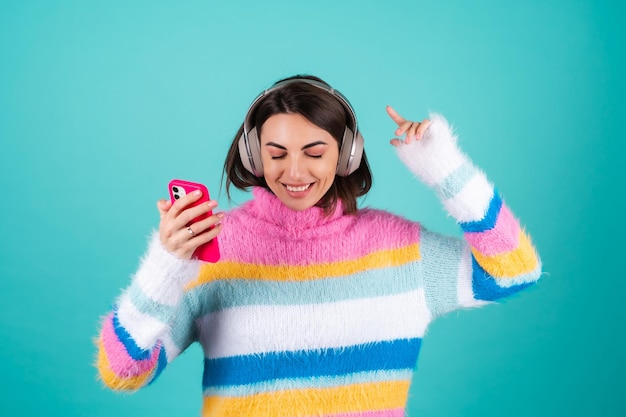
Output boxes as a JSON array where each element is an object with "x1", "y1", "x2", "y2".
[{"x1": 241, "y1": 187, "x2": 351, "y2": 239}]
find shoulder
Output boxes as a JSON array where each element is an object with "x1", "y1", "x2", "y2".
[
  {"x1": 356, "y1": 207, "x2": 415, "y2": 225},
  {"x1": 349, "y1": 207, "x2": 422, "y2": 247}
]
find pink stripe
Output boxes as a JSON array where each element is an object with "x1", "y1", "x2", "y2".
[
  {"x1": 100, "y1": 313, "x2": 161, "y2": 376},
  {"x1": 311, "y1": 409, "x2": 406, "y2": 417},
  {"x1": 221, "y1": 208, "x2": 421, "y2": 265},
  {"x1": 464, "y1": 203, "x2": 521, "y2": 256}
]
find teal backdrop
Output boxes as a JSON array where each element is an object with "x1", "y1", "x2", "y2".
[{"x1": 1, "y1": 0, "x2": 624, "y2": 416}]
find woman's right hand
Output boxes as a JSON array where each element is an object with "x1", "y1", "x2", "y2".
[{"x1": 157, "y1": 190, "x2": 224, "y2": 260}]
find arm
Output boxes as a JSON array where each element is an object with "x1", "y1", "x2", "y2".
[
  {"x1": 95, "y1": 233, "x2": 200, "y2": 390},
  {"x1": 96, "y1": 189, "x2": 223, "y2": 390},
  {"x1": 389, "y1": 108, "x2": 541, "y2": 317}
]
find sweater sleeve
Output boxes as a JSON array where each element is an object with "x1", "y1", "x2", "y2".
[
  {"x1": 395, "y1": 114, "x2": 542, "y2": 317},
  {"x1": 95, "y1": 232, "x2": 201, "y2": 390}
]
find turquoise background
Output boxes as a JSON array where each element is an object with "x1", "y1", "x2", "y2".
[{"x1": 1, "y1": 0, "x2": 623, "y2": 416}]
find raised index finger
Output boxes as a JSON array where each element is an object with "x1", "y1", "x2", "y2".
[{"x1": 386, "y1": 105, "x2": 407, "y2": 126}]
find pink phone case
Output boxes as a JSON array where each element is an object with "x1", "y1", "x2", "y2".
[{"x1": 168, "y1": 179, "x2": 221, "y2": 263}]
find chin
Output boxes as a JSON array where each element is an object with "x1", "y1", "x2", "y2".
[
  {"x1": 272, "y1": 184, "x2": 325, "y2": 212},
  {"x1": 283, "y1": 200, "x2": 316, "y2": 211}
]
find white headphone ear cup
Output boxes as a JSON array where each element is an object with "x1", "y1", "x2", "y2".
[
  {"x1": 336, "y1": 127, "x2": 364, "y2": 177},
  {"x1": 238, "y1": 127, "x2": 264, "y2": 177},
  {"x1": 336, "y1": 127, "x2": 352, "y2": 177},
  {"x1": 238, "y1": 133, "x2": 253, "y2": 174},
  {"x1": 347, "y1": 130, "x2": 364, "y2": 176}
]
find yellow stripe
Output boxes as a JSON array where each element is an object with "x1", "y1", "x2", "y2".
[
  {"x1": 202, "y1": 380, "x2": 411, "y2": 417},
  {"x1": 96, "y1": 339, "x2": 153, "y2": 391},
  {"x1": 186, "y1": 244, "x2": 421, "y2": 289},
  {"x1": 472, "y1": 231, "x2": 539, "y2": 278}
]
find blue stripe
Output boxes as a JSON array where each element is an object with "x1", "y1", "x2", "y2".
[
  {"x1": 459, "y1": 190, "x2": 502, "y2": 233},
  {"x1": 112, "y1": 312, "x2": 153, "y2": 361},
  {"x1": 148, "y1": 346, "x2": 168, "y2": 385},
  {"x1": 194, "y1": 264, "x2": 419, "y2": 311},
  {"x1": 471, "y1": 257, "x2": 535, "y2": 301},
  {"x1": 202, "y1": 338, "x2": 422, "y2": 388},
  {"x1": 128, "y1": 281, "x2": 176, "y2": 323},
  {"x1": 438, "y1": 162, "x2": 478, "y2": 200},
  {"x1": 419, "y1": 228, "x2": 465, "y2": 317}
]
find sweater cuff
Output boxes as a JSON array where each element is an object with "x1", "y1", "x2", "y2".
[{"x1": 396, "y1": 113, "x2": 495, "y2": 223}]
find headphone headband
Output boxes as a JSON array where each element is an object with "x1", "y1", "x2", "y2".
[{"x1": 238, "y1": 78, "x2": 364, "y2": 177}]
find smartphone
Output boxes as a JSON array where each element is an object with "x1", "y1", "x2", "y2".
[{"x1": 168, "y1": 179, "x2": 221, "y2": 263}]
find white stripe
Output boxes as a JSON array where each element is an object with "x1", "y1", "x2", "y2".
[
  {"x1": 116, "y1": 293, "x2": 169, "y2": 351},
  {"x1": 457, "y1": 245, "x2": 489, "y2": 308},
  {"x1": 415, "y1": 286, "x2": 434, "y2": 332},
  {"x1": 132, "y1": 232, "x2": 200, "y2": 307},
  {"x1": 160, "y1": 332, "x2": 181, "y2": 363},
  {"x1": 197, "y1": 290, "x2": 432, "y2": 359},
  {"x1": 442, "y1": 172, "x2": 493, "y2": 222}
]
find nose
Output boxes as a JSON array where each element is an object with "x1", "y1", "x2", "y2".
[{"x1": 287, "y1": 154, "x2": 305, "y2": 179}]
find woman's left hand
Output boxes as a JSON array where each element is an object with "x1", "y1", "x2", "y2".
[{"x1": 386, "y1": 105, "x2": 432, "y2": 146}]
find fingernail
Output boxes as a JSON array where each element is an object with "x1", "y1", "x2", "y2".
[
  {"x1": 217, "y1": 212, "x2": 225, "y2": 218},
  {"x1": 208, "y1": 201, "x2": 218, "y2": 208},
  {"x1": 194, "y1": 190, "x2": 201, "y2": 196}
]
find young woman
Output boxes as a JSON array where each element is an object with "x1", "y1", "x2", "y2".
[{"x1": 96, "y1": 75, "x2": 541, "y2": 416}]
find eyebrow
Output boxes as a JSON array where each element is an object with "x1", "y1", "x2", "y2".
[{"x1": 265, "y1": 141, "x2": 329, "y2": 151}]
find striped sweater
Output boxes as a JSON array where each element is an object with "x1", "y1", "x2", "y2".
[{"x1": 96, "y1": 114, "x2": 541, "y2": 416}]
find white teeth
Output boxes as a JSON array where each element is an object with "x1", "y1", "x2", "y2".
[{"x1": 286, "y1": 184, "x2": 310, "y2": 192}]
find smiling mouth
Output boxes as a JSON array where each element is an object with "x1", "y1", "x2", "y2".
[{"x1": 285, "y1": 183, "x2": 311, "y2": 192}]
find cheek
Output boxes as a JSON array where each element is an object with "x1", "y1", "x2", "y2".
[
  {"x1": 261, "y1": 165, "x2": 279, "y2": 181},
  {"x1": 260, "y1": 154, "x2": 278, "y2": 177},
  {"x1": 310, "y1": 164, "x2": 337, "y2": 183},
  {"x1": 320, "y1": 156, "x2": 339, "y2": 178}
]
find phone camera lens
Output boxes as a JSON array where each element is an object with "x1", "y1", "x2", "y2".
[
  {"x1": 174, "y1": 195, "x2": 180, "y2": 200},
  {"x1": 172, "y1": 186, "x2": 179, "y2": 192}
]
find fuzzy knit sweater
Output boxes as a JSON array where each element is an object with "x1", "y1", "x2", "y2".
[{"x1": 96, "y1": 114, "x2": 542, "y2": 417}]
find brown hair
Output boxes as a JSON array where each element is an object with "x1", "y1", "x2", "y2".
[{"x1": 223, "y1": 75, "x2": 373, "y2": 215}]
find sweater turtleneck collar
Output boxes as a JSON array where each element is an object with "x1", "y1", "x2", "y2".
[{"x1": 240, "y1": 187, "x2": 354, "y2": 240}]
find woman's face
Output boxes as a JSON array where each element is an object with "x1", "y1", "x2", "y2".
[{"x1": 260, "y1": 113, "x2": 339, "y2": 211}]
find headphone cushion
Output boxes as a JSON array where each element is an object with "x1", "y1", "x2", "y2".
[
  {"x1": 337, "y1": 127, "x2": 364, "y2": 176},
  {"x1": 348, "y1": 131, "x2": 364, "y2": 176},
  {"x1": 238, "y1": 127, "x2": 264, "y2": 177}
]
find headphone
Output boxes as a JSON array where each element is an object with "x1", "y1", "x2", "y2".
[{"x1": 237, "y1": 78, "x2": 364, "y2": 177}]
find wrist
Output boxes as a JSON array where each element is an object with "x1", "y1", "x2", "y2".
[{"x1": 395, "y1": 113, "x2": 469, "y2": 188}]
